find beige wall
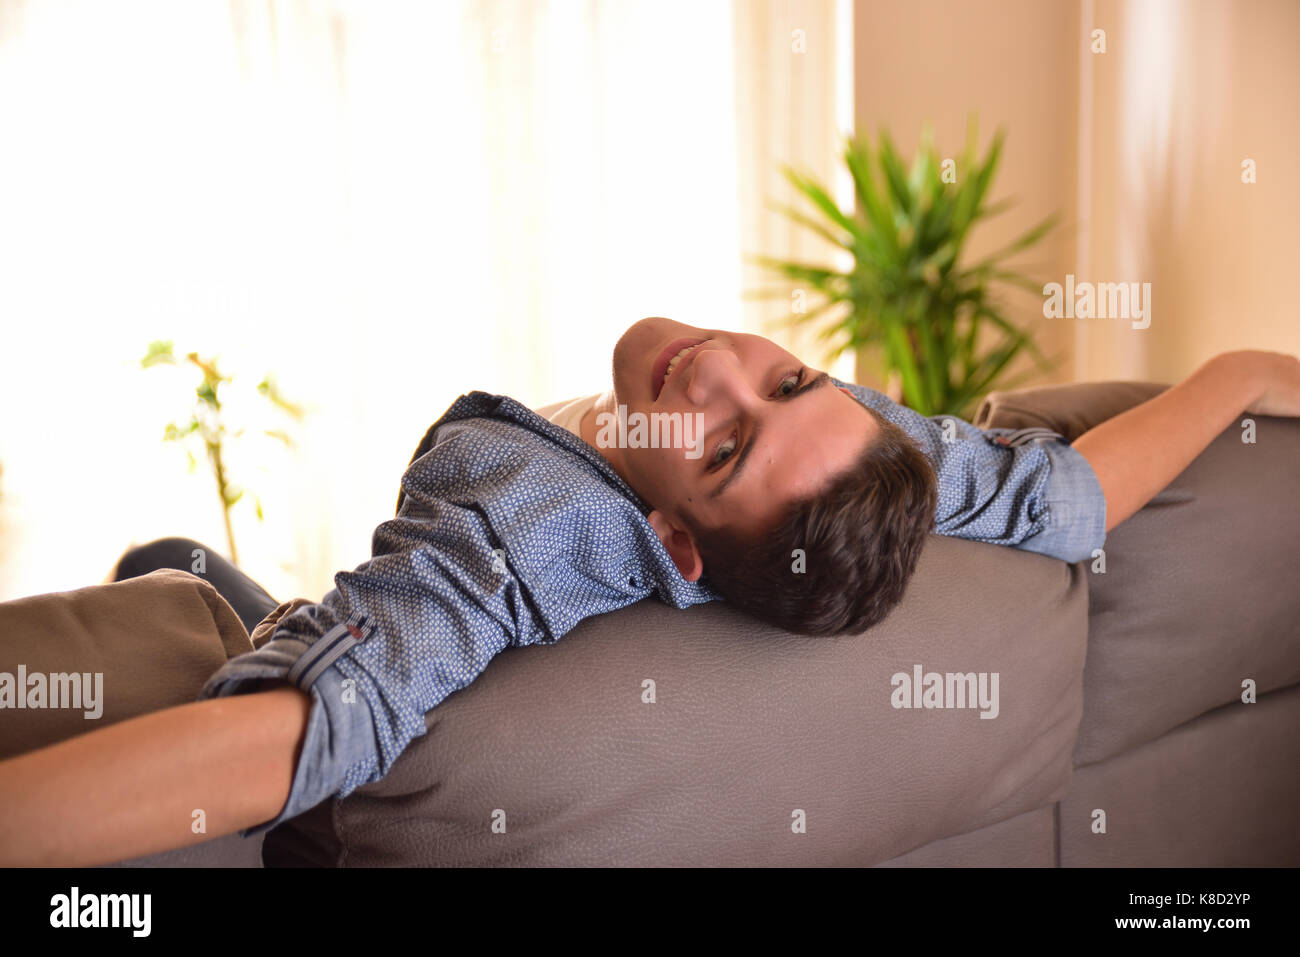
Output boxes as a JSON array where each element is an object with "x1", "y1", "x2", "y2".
[
  {"x1": 853, "y1": 0, "x2": 1081, "y2": 390},
  {"x1": 853, "y1": 0, "x2": 1300, "y2": 390},
  {"x1": 1081, "y1": 0, "x2": 1300, "y2": 383}
]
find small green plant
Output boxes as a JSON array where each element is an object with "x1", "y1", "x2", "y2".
[
  {"x1": 750, "y1": 119, "x2": 1061, "y2": 419},
  {"x1": 141, "y1": 341, "x2": 304, "y2": 565}
]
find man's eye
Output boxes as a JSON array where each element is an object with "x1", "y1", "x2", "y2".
[
  {"x1": 712, "y1": 434, "x2": 738, "y2": 467},
  {"x1": 775, "y1": 370, "x2": 803, "y2": 396},
  {"x1": 708, "y1": 371, "x2": 804, "y2": 471}
]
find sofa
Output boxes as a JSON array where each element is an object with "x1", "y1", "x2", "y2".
[{"x1": 3, "y1": 379, "x2": 1297, "y2": 866}]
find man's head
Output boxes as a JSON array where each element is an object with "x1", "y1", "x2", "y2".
[{"x1": 585, "y1": 317, "x2": 938, "y2": 636}]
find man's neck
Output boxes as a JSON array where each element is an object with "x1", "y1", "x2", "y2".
[{"x1": 580, "y1": 389, "x2": 620, "y2": 472}]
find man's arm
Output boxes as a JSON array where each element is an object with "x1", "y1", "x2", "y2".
[
  {"x1": 0, "y1": 683, "x2": 311, "y2": 867},
  {"x1": 1071, "y1": 350, "x2": 1300, "y2": 532}
]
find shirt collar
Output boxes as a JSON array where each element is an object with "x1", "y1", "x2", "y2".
[{"x1": 398, "y1": 391, "x2": 653, "y2": 517}]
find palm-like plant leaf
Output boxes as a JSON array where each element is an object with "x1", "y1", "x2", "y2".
[{"x1": 751, "y1": 119, "x2": 1058, "y2": 418}]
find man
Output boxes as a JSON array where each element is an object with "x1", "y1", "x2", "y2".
[{"x1": 1, "y1": 317, "x2": 1298, "y2": 865}]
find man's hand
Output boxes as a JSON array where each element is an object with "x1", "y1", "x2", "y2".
[{"x1": 1231, "y1": 349, "x2": 1300, "y2": 417}]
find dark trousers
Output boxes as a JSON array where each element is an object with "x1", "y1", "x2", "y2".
[{"x1": 112, "y1": 537, "x2": 281, "y2": 634}]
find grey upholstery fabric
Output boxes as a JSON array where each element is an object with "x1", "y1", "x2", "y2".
[
  {"x1": 874, "y1": 806, "x2": 1056, "y2": 868},
  {"x1": 265, "y1": 534, "x2": 1088, "y2": 866},
  {"x1": 1060, "y1": 685, "x2": 1300, "y2": 866},
  {"x1": 977, "y1": 381, "x2": 1300, "y2": 766},
  {"x1": 1075, "y1": 416, "x2": 1300, "y2": 765},
  {"x1": 974, "y1": 380, "x2": 1170, "y2": 441}
]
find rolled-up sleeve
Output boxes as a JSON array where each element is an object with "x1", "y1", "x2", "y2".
[
  {"x1": 1010, "y1": 435, "x2": 1108, "y2": 563},
  {"x1": 928, "y1": 422, "x2": 1108, "y2": 563},
  {"x1": 198, "y1": 616, "x2": 398, "y2": 838},
  {"x1": 193, "y1": 395, "x2": 704, "y2": 838},
  {"x1": 834, "y1": 379, "x2": 1108, "y2": 565},
  {"x1": 197, "y1": 495, "x2": 554, "y2": 837}
]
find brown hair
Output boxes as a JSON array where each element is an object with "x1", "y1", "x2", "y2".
[{"x1": 685, "y1": 409, "x2": 938, "y2": 636}]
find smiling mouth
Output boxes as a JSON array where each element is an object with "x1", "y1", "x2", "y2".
[{"x1": 651, "y1": 338, "x2": 708, "y2": 400}]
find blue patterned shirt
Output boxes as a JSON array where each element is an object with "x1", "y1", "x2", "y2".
[{"x1": 197, "y1": 379, "x2": 1106, "y2": 836}]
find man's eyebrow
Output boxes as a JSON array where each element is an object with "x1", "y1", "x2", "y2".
[{"x1": 708, "y1": 371, "x2": 832, "y2": 500}]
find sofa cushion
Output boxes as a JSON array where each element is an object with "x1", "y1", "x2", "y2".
[
  {"x1": 0, "y1": 568, "x2": 252, "y2": 758},
  {"x1": 978, "y1": 382, "x2": 1300, "y2": 766},
  {"x1": 1077, "y1": 414, "x2": 1300, "y2": 763},
  {"x1": 0, "y1": 568, "x2": 266, "y2": 867},
  {"x1": 1059, "y1": 684, "x2": 1300, "y2": 866},
  {"x1": 975, "y1": 380, "x2": 1169, "y2": 441},
  {"x1": 874, "y1": 805, "x2": 1056, "y2": 867},
  {"x1": 264, "y1": 533, "x2": 1088, "y2": 866}
]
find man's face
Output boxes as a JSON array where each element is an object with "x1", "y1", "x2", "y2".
[{"x1": 588, "y1": 317, "x2": 880, "y2": 581}]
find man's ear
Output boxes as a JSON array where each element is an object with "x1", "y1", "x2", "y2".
[{"x1": 645, "y1": 509, "x2": 704, "y2": 582}]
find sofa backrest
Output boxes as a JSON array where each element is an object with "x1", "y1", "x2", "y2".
[{"x1": 265, "y1": 532, "x2": 1089, "y2": 866}]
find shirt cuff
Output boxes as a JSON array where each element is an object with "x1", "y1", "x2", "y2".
[
  {"x1": 1013, "y1": 437, "x2": 1108, "y2": 564},
  {"x1": 198, "y1": 628, "x2": 382, "y2": 838}
]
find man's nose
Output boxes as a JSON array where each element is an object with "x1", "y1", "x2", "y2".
[{"x1": 684, "y1": 347, "x2": 751, "y2": 409}]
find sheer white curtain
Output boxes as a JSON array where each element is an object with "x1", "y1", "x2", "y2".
[{"x1": 0, "y1": 0, "x2": 849, "y2": 602}]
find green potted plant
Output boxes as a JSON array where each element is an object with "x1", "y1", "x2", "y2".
[
  {"x1": 750, "y1": 120, "x2": 1061, "y2": 419},
  {"x1": 141, "y1": 341, "x2": 304, "y2": 565}
]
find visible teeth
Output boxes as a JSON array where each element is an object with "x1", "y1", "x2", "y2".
[{"x1": 663, "y1": 344, "x2": 699, "y2": 382}]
